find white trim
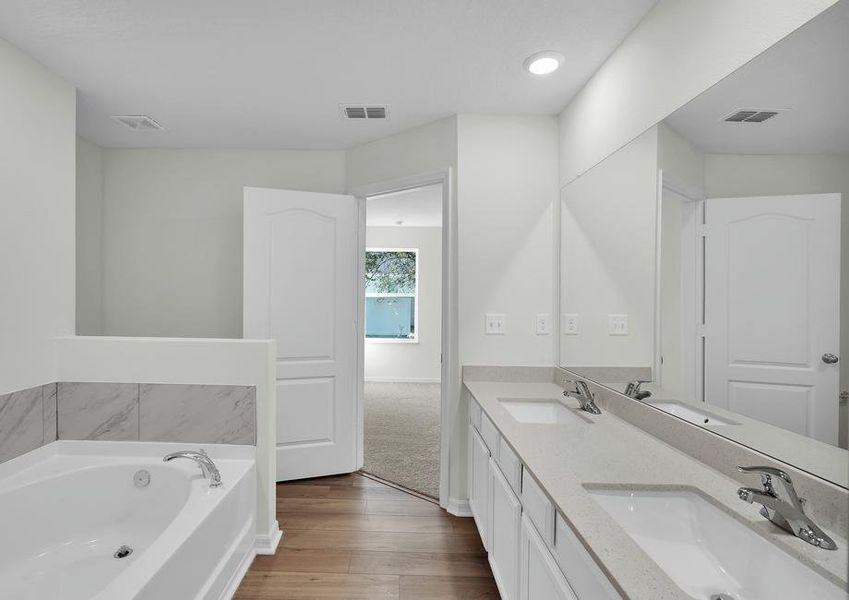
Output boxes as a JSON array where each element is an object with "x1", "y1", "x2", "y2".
[
  {"x1": 350, "y1": 169, "x2": 455, "y2": 511},
  {"x1": 654, "y1": 170, "x2": 664, "y2": 386},
  {"x1": 658, "y1": 172, "x2": 705, "y2": 402},
  {"x1": 446, "y1": 497, "x2": 473, "y2": 517},
  {"x1": 365, "y1": 377, "x2": 441, "y2": 383},
  {"x1": 215, "y1": 548, "x2": 255, "y2": 600},
  {"x1": 254, "y1": 520, "x2": 283, "y2": 555}
]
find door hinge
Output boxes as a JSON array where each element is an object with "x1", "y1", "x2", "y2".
[{"x1": 697, "y1": 324, "x2": 706, "y2": 338}]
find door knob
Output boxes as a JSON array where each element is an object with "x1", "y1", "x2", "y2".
[{"x1": 822, "y1": 353, "x2": 839, "y2": 364}]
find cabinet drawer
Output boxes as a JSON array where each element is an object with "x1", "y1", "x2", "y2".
[
  {"x1": 521, "y1": 469, "x2": 554, "y2": 546},
  {"x1": 554, "y1": 512, "x2": 621, "y2": 600},
  {"x1": 497, "y1": 436, "x2": 522, "y2": 495},
  {"x1": 480, "y1": 412, "x2": 500, "y2": 458},
  {"x1": 470, "y1": 398, "x2": 482, "y2": 431}
]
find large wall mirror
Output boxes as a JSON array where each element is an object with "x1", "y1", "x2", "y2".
[{"x1": 560, "y1": 0, "x2": 849, "y2": 488}]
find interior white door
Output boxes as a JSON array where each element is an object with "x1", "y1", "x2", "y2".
[
  {"x1": 244, "y1": 186, "x2": 359, "y2": 480},
  {"x1": 704, "y1": 193, "x2": 841, "y2": 444}
]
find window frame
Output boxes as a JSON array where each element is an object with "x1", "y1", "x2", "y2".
[{"x1": 364, "y1": 247, "x2": 420, "y2": 344}]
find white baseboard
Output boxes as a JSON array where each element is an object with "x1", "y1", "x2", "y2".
[
  {"x1": 254, "y1": 520, "x2": 283, "y2": 555},
  {"x1": 365, "y1": 377, "x2": 441, "y2": 383},
  {"x1": 446, "y1": 497, "x2": 472, "y2": 517}
]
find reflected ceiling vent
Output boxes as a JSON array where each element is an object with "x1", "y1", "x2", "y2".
[
  {"x1": 340, "y1": 104, "x2": 388, "y2": 120},
  {"x1": 722, "y1": 109, "x2": 785, "y2": 123},
  {"x1": 110, "y1": 115, "x2": 164, "y2": 131}
]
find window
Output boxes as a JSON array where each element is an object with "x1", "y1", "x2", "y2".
[{"x1": 365, "y1": 249, "x2": 418, "y2": 341}]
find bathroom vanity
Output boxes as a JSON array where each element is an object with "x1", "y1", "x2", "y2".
[{"x1": 463, "y1": 370, "x2": 848, "y2": 600}]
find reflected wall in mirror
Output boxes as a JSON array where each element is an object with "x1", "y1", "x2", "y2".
[{"x1": 560, "y1": 0, "x2": 849, "y2": 487}]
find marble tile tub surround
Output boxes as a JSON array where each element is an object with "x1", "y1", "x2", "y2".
[
  {"x1": 57, "y1": 382, "x2": 256, "y2": 445},
  {"x1": 463, "y1": 377, "x2": 848, "y2": 599},
  {"x1": 0, "y1": 383, "x2": 57, "y2": 464},
  {"x1": 553, "y1": 367, "x2": 849, "y2": 538}
]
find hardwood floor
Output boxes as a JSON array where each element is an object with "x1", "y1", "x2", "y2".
[{"x1": 235, "y1": 472, "x2": 499, "y2": 600}]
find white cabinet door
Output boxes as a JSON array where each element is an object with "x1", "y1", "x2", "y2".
[
  {"x1": 469, "y1": 425, "x2": 491, "y2": 550},
  {"x1": 489, "y1": 459, "x2": 522, "y2": 600},
  {"x1": 520, "y1": 515, "x2": 577, "y2": 600},
  {"x1": 244, "y1": 186, "x2": 359, "y2": 481}
]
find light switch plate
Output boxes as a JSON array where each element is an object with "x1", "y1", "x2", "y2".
[
  {"x1": 536, "y1": 313, "x2": 551, "y2": 335},
  {"x1": 562, "y1": 314, "x2": 579, "y2": 335},
  {"x1": 485, "y1": 314, "x2": 506, "y2": 335},
  {"x1": 609, "y1": 314, "x2": 629, "y2": 335}
]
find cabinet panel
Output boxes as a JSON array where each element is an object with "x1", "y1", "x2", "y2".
[
  {"x1": 469, "y1": 425, "x2": 491, "y2": 550},
  {"x1": 497, "y1": 436, "x2": 522, "y2": 495},
  {"x1": 480, "y1": 412, "x2": 501, "y2": 459},
  {"x1": 520, "y1": 515, "x2": 577, "y2": 600},
  {"x1": 470, "y1": 398, "x2": 482, "y2": 431},
  {"x1": 489, "y1": 458, "x2": 522, "y2": 600},
  {"x1": 521, "y1": 469, "x2": 554, "y2": 545},
  {"x1": 554, "y1": 512, "x2": 622, "y2": 600}
]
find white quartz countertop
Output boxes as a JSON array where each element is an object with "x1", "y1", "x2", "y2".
[{"x1": 464, "y1": 380, "x2": 849, "y2": 600}]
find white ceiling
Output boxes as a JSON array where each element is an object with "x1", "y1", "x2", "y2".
[
  {"x1": 367, "y1": 184, "x2": 442, "y2": 228},
  {"x1": 0, "y1": 0, "x2": 656, "y2": 149},
  {"x1": 664, "y1": 0, "x2": 849, "y2": 155}
]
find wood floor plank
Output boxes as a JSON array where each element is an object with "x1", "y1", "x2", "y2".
[
  {"x1": 278, "y1": 497, "x2": 366, "y2": 515},
  {"x1": 277, "y1": 484, "x2": 331, "y2": 499},
  {"x1": 364, "y1": 498, "x2": 445, "y2": 517},
  {"x1": 280, "y1": 512, "x2": 456, "y2": 534},
  {"x1": 399, "y1": 575, "x2": 500, "y2": 600},
  {"x1": 237, "y1": 474, "x2": 494, "y2": 598},
  {"x1": 281, "y1": 528, "x2": 486, "y2": 554},
  {"x1": 349, "y1": 551, "x2": 493, "y2": 578},
  {"x1": 248, "y1": 549, "x2": 352, "y2": 574},
  {"x1": 235, "y1": 572, "x2": 399, "y2": 599}
]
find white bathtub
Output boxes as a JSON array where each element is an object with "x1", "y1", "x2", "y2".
[{"x1": 0, "y1": 441, "x2": 256, "y2": 600}]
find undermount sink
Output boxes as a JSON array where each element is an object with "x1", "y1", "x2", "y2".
[
  {"x1": 498, "y1": 398, "x2": 588, "y2": 425},
  {"x1": 588, "y1": 488, "x2": 845, "y2": 600},
  {"x1": 648, "y1": 401, "x2": 738, "y2": 426}
]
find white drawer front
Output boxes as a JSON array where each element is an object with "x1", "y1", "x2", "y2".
[
  {"x1": 521, "y1": 469, "x2": 554, "y2": 546},
  {"x1": 497, "y1": 436, "x2": 522, "y2": 495},
  {"x1": 554, "y1": 512, "x2": 621, "y2": 600},
  {"x1": 520, "y1": 515, "x2": 577, "y2": 600},
  {"x1": 480, "y1": 412, "x2": 500, "y2": 458}
]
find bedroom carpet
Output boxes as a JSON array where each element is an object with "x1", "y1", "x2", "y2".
[{"x1": 363, "y1": 382, "x2": 441, "y2": 498}]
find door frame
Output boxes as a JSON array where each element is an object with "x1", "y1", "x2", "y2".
[
  {"x1": 657, "y1": 170, "x2": 705, "y2": 401},
  {"x1": 350, "y1": 169, "x2": 456, "y2": 509}
]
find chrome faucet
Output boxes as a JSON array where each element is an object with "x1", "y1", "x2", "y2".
[
  {"x1": 163, "y1": 449, "x2": 222, "y2": 488},
  {"x1": 737, "y1": 465, "x2": 836, "y2": 550},
  {"x1": 624, "y1": 380, "x2": 652, "y2": 401},
  {"x1": 563, "y1": 380, "x2": 602, "y2": 415}
]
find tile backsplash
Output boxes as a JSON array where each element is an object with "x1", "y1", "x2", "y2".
[{"x1": 0, "y1": 381, "x2": 256, "y2": 465}]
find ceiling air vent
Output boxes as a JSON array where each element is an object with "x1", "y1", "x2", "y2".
[
  {"x1": 723, "y1": 109, "x2": 783, "y2": 123},
  {"x1": 111, "y1": 115, "x2": 164, "y2": 131},
  {"x1": 340, "y1": 104, "x2": 388, "y2": 120}
]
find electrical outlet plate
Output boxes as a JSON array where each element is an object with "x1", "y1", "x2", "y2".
[
  {"x1": 485, "y1": 314, "x2": 506, "y2": 335},
  {"x1": 608, "y1": 314, "x2": 629, "y2": 335},
  {"x1": 562, "y1": 314, "x2": 579, "y2": 335},
  {"x1": 536, "y1": 313, "x2": 551, "y2": 335}
]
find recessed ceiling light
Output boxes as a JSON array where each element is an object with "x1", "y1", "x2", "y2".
[{"x1": 523, "y1": 51, "x2": 564, "y2": 75}]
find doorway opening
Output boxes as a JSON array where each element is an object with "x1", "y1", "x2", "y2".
[{"x1": 361, "y1": 183, "x2": 444, "y2": 499}]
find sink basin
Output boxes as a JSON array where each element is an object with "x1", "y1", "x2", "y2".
[
  {"x1": 648, "y1": 401, "x2": 738, "y2": 426},
  {"x1": 588, "y1": 488, "x2": 845, "y2": 600},
  {"x1": 498, "y1": 399, "x2": 588, "y2": 425}
]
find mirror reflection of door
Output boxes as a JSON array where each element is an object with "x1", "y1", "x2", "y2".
[{"x1": 703, "y1": 193, "x2": 840, "y2": 444}]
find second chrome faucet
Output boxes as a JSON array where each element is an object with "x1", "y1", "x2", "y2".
[{"x1": 563, "y1": 380, "x2": 602, "y2": 415}]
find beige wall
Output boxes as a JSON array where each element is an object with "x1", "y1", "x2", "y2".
[
  {"x1": 365, "y1": 226, "x2": 442, "y2": 382},
  {"x1": 98, "y1": 148, "x2": 346, "y2": 338},
  {"x1": 560, "y1": 127, "x2": 659, "y2": 369},
  {"x1": 558, "y1": 0, "x2": 837, "y2": 187},
  {"x1": 0, "y1": 38, "x2": 76, "y2": 395},
  {"x1": 76, "y1": 137, "x2": 103, "y2": 335}
]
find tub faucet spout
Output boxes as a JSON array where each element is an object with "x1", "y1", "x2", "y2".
[{"x1": 163, "y1": 449, "x2": 222, "y2": 487}]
